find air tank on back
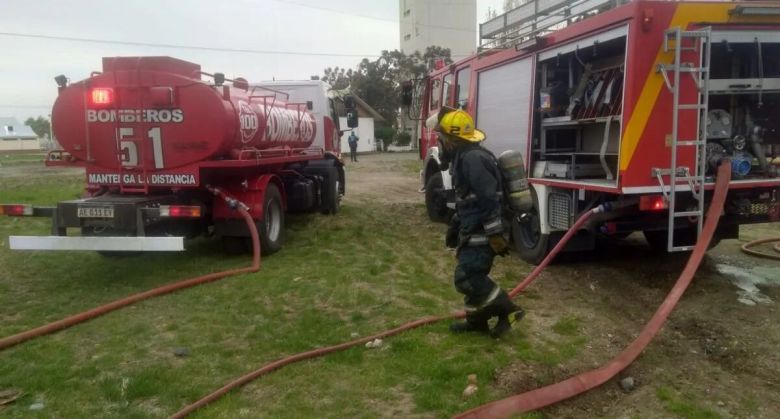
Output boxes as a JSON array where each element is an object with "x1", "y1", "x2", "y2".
[
  {"x1": 51, "y1": 56, "x2": 317, "y2": 171},
  {"x1": 498, "y1": 150, "x2": 533, "y2": 213}
]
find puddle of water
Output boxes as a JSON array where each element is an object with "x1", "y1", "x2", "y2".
[{"x1": 714, "y1": 263, "x2": 780, "y2": 306}]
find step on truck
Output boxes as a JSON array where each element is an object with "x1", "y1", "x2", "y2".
[
  {"x1": 2, "y1": 56, "x2": 358, "y2": 254},
  {"x1": 406, "y1": 0, "x2": 780, "y2": 264}
]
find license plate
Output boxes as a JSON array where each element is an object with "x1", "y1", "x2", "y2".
[{"x1": 77, "y1": 207, "x2": 114, "y2": 218}]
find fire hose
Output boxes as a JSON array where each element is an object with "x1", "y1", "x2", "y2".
[
  {"x1": 0, "y1": 187, "x2": 260, "y2": 352},
  {"x1": 171, "y1": 198, "x2": 602, "y2": 417},
  {"x1": 456, "y1": 162, "x2": 732, "y2": 418},
  {"x1": 741, "y1": 237, "x2": 780, "y2": 260},
  {"x1": 172, "y1": 162, "x2": 732, "y2": 419}
]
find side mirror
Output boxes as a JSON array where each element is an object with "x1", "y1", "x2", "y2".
[
  {"x1": 401, "y1": 81, "x2": 413, "y2": 107},
  {"x1": 344, "y1": 95, "x2": 358, "y2": 128}
]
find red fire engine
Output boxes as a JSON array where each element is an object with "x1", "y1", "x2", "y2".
[
  {"x1": 2, "y1": 56, "x2": 357, "y2": 254},
  {"x1": 410, "y1": 0, "x2": 780, "y2": 263}
]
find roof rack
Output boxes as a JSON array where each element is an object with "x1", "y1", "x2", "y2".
[{"x1": 479, "y1": 0, "x2": 627, "y2": 51}]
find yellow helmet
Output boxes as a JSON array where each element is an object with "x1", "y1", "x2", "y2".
[{"x1": 437, "y1": 108, "x2": 485, "y2": 142}]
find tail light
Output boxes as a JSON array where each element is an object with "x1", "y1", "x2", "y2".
[
  {"x1": 639, "y1": 195, "x2": 668, "y2": 211},
  {"x1": 90, "y1": 88, "x2": 114, "y2": 106},
  {"x1": 159, "y1": 205, "x2": 202, "y2": 218},
  {"x1": 0, "y1": 204, "x2": 33, "y2": 216}
]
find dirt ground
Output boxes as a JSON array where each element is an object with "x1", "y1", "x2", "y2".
[{"x1": 345, "y1": 152, "x2": 780, "y2": 418}]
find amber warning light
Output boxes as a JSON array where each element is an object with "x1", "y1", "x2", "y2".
[{"x1": 90, "y1": 88, "x2": 114, "y2": 106}]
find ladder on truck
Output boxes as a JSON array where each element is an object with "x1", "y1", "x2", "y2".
[
  {"x1": 654, "y1": 27, "x2": 711, "y2": 252},
  {"x1": 113, "y1": 65, "x2": 151, "y2": 195}
]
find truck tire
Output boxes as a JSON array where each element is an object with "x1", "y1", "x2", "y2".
[
  {"x1": 513, "y1": 210, "x2": 551, "y2": 265},
  {"x1": 425, "y1": 172, "x2": 451, "y2": 223},
  {"x1": 320, "y1": 166, "x2": 341, "y2": 215},
  {"x1": 259, "y1": 183, "x2": 284, "y2": 255}
]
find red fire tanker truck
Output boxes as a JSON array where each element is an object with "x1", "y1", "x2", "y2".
[
  {"x1": 409, "y1": 0, "x2": 780, "y2": 263},
  {"x1": 2, "y1": 56, "x2": 356, "y2": 254}
]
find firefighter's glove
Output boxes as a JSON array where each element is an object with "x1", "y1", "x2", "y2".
[
  {"x1": 445, "y1": 215, "x2": 460, "y2": 249},
  {"x1": 488, "y1": 234, "x2": 510, "y2": 256}
]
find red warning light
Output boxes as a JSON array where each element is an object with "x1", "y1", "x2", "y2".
[
  {"x1": 90, "y1": 88, "x2": 114, "y2": 106},
  {"x1": 0, "y1": 204, "x2": 33, "y2": 216},
  {"x1": 639, "y1": 195, "x2": 668, "y2": 211},
  {"x1": 160, "y1": 205, "x2": 202, "y2": 218}
]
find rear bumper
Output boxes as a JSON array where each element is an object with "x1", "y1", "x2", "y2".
[{"x1": 9, "y1": 236, "x2": 184, "y2": 251}]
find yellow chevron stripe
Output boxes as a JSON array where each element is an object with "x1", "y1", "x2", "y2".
[{"x1": 619, "y1": 3, "x2": 739, "y2": 172}]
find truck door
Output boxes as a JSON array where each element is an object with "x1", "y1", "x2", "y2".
[
  {"x1": 475, "y1": 57, "x2": 535, "y2": 170},
  {"x1": 421, "y1": 76, "x2": 443, "y2": 153}
]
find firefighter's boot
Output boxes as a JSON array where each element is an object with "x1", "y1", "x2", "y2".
[
  {"x1": 449, "y1": 309, "x2": 490, "y2": 334},
  {"x1": 488, "y1": 290, "x2": 525, "y2": 339}
]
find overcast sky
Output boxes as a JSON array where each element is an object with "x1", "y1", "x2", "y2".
[{"x1": 0, "y1": 0, "x2": 503, "y2": 123}]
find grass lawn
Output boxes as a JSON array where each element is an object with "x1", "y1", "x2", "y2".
[
  {"x1": 0, "y1": 163, "x2": 585, "y2": 417},
  {"x1": 0, "y1": 152, "x2": 47, "y2": 167}
]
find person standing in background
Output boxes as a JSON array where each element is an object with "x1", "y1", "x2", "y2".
[{"x1": 348, "y1": 131, "x2": 359, "y2": 162}]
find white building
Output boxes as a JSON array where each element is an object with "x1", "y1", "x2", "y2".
[
  {"x1": 338, "y1": 95, "x2": 385, "y2": 154},
  {"x1": 0, "y1": 117, "x2": 40, "y2": 151},
  {"x1": 399, "y1": 0, "x2": 477, "y2": 59}
]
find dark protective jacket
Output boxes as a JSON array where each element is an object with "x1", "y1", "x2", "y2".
[{"x1": 451, "y1": 143, "x2": 504, "y2": 244}]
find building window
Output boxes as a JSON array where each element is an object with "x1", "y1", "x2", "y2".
[{"x1": 404, "y1": 34, "x2": 411, "y2": 41}]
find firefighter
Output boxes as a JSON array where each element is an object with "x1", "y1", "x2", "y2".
[{"x1": 436, "y1": 107, "x2": 524, "y2": 338}]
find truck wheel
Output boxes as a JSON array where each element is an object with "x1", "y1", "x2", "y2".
[
  {"x1": 259, "y1": 183, "x2": 284, "y2": 255},
  {"x1": 425, "y1": 172, "x2": 451, "y2": 223},
  {"x1": 513, "y1": 210, "x2": 551, "y2": 265},
  {"x1": 320, "y1": 166, "x2": 341, "y2": 215}
]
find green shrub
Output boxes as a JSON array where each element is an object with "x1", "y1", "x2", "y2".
[{"x1": 394, "y1": 131, "x2": 412, "y2": 146}]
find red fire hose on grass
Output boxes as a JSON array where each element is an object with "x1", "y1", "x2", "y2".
[
  {"x1": 455, "y1": 162, "x2": 732, "y2": 418},
  {"x1": 170, "y1": 184, "x2": 629, "y2": 417},
  {"x1": 741, "y1": 237, "x2": 780, "y2": 260},
  {"x1": 0, "y1": 187, "x2": 260, "y2": 352},
  {"x1": 172, "y1": 162, "x2": 732, "y2": 419}
]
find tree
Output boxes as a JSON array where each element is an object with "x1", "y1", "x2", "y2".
[
  {"x1": 25, "y1": 116, "x2": 50, "y2": 139},
  {"x1": 317, "y1": 67, "x2": 353, "y2": 90},
  {"x1": 374, "y1": 126, "x2": 395, "y2": 152},
  {"x1": 315, "y1": 47, "x2": 453, "y2": 129}
]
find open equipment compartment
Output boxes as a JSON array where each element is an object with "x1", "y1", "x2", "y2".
[
  {"x1": 704, "y1": 29, "x2": 780, "y2": 180},
  {"x1": 531, "y1": 26, "x2": 627, "y2": 186}
]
